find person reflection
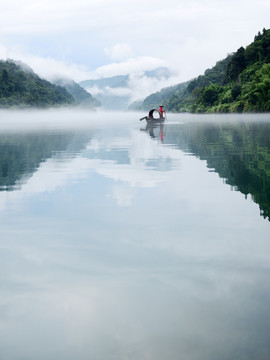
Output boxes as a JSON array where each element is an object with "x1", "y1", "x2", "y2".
[
  {"x1": 144, "y1": 123, "x2": 165, "y2": 143},
  {"x1": 159, "y1": 123, "x2": 164, "y2": 143}
]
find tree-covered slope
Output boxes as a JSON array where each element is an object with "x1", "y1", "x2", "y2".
[
  {"x1": 142, "y1": 28, "x2": 270, "y2": 113},
  {"x1": 137, "y1": 56, "x2": 231, "y2": 112},
  {"x1": 135, "y1": 81, "x2": 190, "y2": 111},
  {"x1": 53, "y1": 78, "x2": 101, "y2": 108},
  {"x1": 0, "y1": 60, "x2": 74, "y2": 108}
]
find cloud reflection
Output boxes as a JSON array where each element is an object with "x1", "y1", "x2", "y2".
[{"x1": 0, "y1": 124, "x2": 182, "y2": 211}]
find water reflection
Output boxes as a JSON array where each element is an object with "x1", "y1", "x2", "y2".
[
  {"x1": 0, "y1": 111, "x2": 270, "y2": 360},
  {"x1": 1, "y1": 116, "x2": 270, "y2": 219},
  {"x1": 0, "y1": 114, "x2": 270, "y2": 219},
  {"x1": 0, "y1": 132, "x2": 78, "y2": 191}
]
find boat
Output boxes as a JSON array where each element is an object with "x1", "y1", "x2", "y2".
[{"x1": 140, "y1": 109, "x2": 165, "y2": 123}]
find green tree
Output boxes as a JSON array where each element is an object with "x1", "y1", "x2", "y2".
[
  {"x1": 231, "y1": 84, "x2": 242, "y2": 100},
  {"x1": 1, "y1": 69, "x2": 9, "y2": 83},
  {"x1": 224, "y1": 47, "x2": 246, "y2": 83},
  {"x1": 200, "y1": 84, "x2": 221, "y2": 106}
]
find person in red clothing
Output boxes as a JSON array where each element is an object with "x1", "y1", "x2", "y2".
[{"x1": 159, "y1": 105, "x2": 164, "y2": 117}]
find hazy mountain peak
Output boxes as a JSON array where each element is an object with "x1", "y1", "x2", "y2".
[{"x1": 78, "y1": 67, "x2": 174, "y2": 110}]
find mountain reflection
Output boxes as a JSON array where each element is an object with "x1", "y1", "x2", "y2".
[
  {"x1": 162, "y1": 120, "x2": 270, "y2": 221},
  {"x1": 0, "y1": 131, "x2": 90, "y2": 191}
]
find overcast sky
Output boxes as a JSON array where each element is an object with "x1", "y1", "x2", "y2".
[{"x1": 0, "y1": 0, "x2": 269, "y2": 83}]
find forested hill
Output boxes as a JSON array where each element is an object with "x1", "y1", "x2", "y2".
[
  {"x1": 0, "y1": 60, "x2": 75, "y2": 107},
  {"x1": 0, "y1": 60, "x2": 101, "y2": 109},
  {"x1": 140, "y1": 28, "x2": 270, "y2": 113}
]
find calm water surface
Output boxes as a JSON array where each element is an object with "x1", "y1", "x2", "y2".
[{"x1": 1, "y1": 110, "x2": 270, "y2": 360}]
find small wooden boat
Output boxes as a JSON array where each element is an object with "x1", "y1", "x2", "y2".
[{"x1": 140, "y1": 109, "x2": 165, "y2": 123}]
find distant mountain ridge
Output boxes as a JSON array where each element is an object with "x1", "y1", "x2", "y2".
[
  {"x1": 79, "y1": 67, "x2": 172, "y2": 89},
  {"x1": 80, "y1": 74, "x2": 128, "y2": 89}
]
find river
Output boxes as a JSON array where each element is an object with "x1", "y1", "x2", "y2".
[{"x1": 0, "y1": 109, "x2": 270, "y2": 360}]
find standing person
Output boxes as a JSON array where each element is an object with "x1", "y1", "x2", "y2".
[{"x1": 159, "y1": 105, "x2": 164, "y2": 117}]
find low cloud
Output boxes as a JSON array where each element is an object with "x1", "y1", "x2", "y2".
[
  {"x1": 127, "y1": 72, "x2": 182, "y2": 103},
  {"x1": 84, "y1": 70, "x2": 183, "y2": 108},
  {"x1": 104, "y1": 87, "x2": 132, "y2": 97},
  {"x1": 93, "y1": 56, "x2": 166, "y2": 78},
  {"x1": 0, "y1": 43, "x2": 168, "y2": 89},
  {"x1": 85, "y1": 86, "x2": 131, "y2": 98}
]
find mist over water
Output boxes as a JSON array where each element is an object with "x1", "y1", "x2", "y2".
[{"x1": 0, "y1": 109, "x2": 270, "y2": 360}]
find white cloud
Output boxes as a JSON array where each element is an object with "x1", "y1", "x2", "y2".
[
  {"x1": 85, "y1": 86, "x2": 132, "y2": 98},
  {"x1": 104, "y1": 44, "x2": 134, "y2": 60},
  {"x1": 0, "y1": 42, "x2": 167, "y2": 85}
]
